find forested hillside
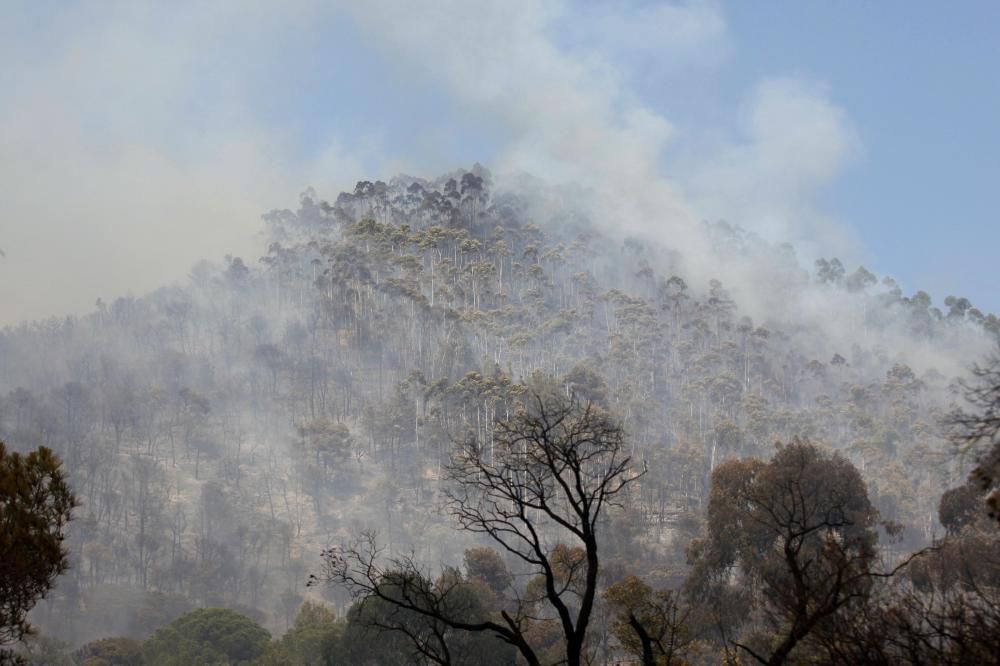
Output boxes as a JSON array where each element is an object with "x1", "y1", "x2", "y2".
[{"x1": 1, "y1": 166, "x2": 995, "y2": 658}]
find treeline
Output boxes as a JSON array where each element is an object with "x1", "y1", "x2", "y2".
[
  {"x1": 13, "y1": 416, "x2": 998, "y2": 664},
  {"x1": 0, "y1": 166, "x2": 995, "y2": 650}
]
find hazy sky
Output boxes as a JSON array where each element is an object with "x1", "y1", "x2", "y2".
[{"x1": 1, "y1": 1, "x2": 997, "y2": 325}]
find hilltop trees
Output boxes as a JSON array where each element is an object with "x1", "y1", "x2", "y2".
[
  {"x1": 0, "y1": 166, "x2": 996, "y2": 650},
  {"x1": 0, "y1": 443, "x2": 76, "y2": 660},
  {"x1": 316, "y1": 389, "x2": 643, "y2": 666}
]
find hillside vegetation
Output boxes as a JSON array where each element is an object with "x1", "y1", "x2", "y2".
[{"x1": 1, "y1": 167, "x2": 995, "y2": 657}]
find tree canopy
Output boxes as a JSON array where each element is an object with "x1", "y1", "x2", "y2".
[
  {"x1": 140, "y1": 608, "x2": 270, "y2": 665},
  {"x1": 687, "y1": 440, "x2": 881, "y2": 664},
  {"x1": 318, "y1": 388, "x2": 642, "y2": 666},
  {"x1": 0, "y1": 443, "x2": 76, "y2": 657}
]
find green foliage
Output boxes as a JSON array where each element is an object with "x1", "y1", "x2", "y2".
[
  {"x1": 338, "y1": 569, "x2": 515, "y2": 666},
  {"x1": 341, "y1": 596, "x2": 423, "y2": 666},
  {"x1": 0, "y1": 443, "x2": 76, "y2": 649},
  {"x1": 259, "y1": 602, "x2": 342, "y2": 666},
  {"x1": 604, "y1": 575, "x2": 695, "y2": 666},
  {"x1": 140, "y1": 608, "x2": 269, "y2": 666}
]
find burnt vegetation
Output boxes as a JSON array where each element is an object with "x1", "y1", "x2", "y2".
[{"x1": 1, "y1": 167, "x2": 999, "y2": 663}]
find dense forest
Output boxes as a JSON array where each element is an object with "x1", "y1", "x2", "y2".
[{"x1": 2, "y1": 166, "x2": 998, "y2": 664}]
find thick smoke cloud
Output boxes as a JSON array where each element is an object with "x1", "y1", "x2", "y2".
[
  {"x1": 0, "y1": 2, "x2": 361, "y2": 325},
  {"x1": 1, "y1": 0, "x2": 987, "y2": 376},
  {"x1": 1, "y1": 1, "x2": 861, "y2": 327},
  {"x1": 342, "y1": 1, "x2": 988, "y2": 373},
  {"x1": 686, "y1": 77, "x2": 863, "y2": 261},
  {"x1": 343, "y1": 2, "x2": 861, "y2": 284}
]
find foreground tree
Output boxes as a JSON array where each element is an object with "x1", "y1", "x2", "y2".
[
  {"x1": 603, "y1": 575, "x2": 694, "y2": 666},
  {"x1": 0, "y1": 443, "x2": 76, "y2": 660},
  {"x1": 816, "y1": 518, "x2": 1000, "y2": 664},
  {"x1": 686, "y1": 440, "x2": 887, "y2": 665},
  {"x1": 336, "y1": 566, "x2": 513, "y2": 666},
  {"x1": 315, "y1": 389, "x2": 643, "y2": 666},
  {"x1": 947, "y1": 351, "x2": 1000, "y2": 522}
]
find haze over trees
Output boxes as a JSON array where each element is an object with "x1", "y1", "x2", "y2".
[
  {"x1": 0, "y1": 167, "x2": 998, "y2": 663},
  {"x1": 315, "y1": 388, "x2": 641, "y2": 666}
]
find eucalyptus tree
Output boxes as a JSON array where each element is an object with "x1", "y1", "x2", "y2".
[
  {"x1": 604, "y1": 575, "x2": 694, "y2": 666},
  {"x1": 1, "y1": 443, "x2": 76, "y2": 659},
  {"x1": 948, "y1": 351, "x2": 1000, "y2": 523},
  {"x1": 316, "y1": 389, "x2": 644, "y2": 666},
  {"x1": 687, "y1": 440, "x2": 890, "y2": 665}
]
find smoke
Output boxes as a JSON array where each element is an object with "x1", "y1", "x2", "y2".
[
  {"x1": 0, "y1": 0, "x2": 858, "y2": 324},
  {"x1": 685, "y1": 77, "x2": 863, "y2": 261},
  {"x1": 341, "y1": 0, "x2": 987, "y2": 373},
  {"x1": 0, "y1": 2, "x2": 361, "y2": 326},
  {"x1": 1, "y1": 1, "x2": 987, "y2": 371},
  {"x1": 341, "y1": 3, "x2": 856, "y2": 276}
]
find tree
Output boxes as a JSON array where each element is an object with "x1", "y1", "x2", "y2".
[
  {"x1": 340, "y1": 579, "x2": 432, "y2": 665},
  {"x1": 316, "y1": 389, "x2": 643, "y2": 666},
  {"x1": 844, "y1": 266, "x2": 877, "y2": 293},
  {"x1": 686, "y1": 440, "x2": 885, "y2": 665},
  {"x1": 816, "y1": 523, "x2": 1000, "y2": 664},
  {"x1": 603, "y1": 575, "x2": 694, "y2": 666},
  {"x1": 462, "y1": 547, "x2": 511, "y2": 597},
  {"x1": 944, "y1": 295, "x2": 973, "y2": 320},
  {"x1": 140, "y1": 608, "x2": 270, "y2": 665},
  {"x1": 73, "y1": 637, "x2": 142, "y2": 665},
  {"x1": 815, "y1": 258, "x2": 846, "y2": 284},
  {"x1": 947, "y1": 351, "x2": 1000, "y2": 523},
  {"x1": 0, "y1": 443, "x2": 76, "y2": 658},
  {"x1": 939, "y1": 482, "x2": 983, "y2": 535},
  {"x1": 259, "y1": 601, "x2": 343, "y2": 666},
  {"x1": 296, "y1": 418, "x2": 353, "y2": 479},
  {"x1": 337, "y1": 566, "x2": 513, "y2": 666}
]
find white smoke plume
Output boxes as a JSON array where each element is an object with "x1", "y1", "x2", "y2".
[{"x1": 1, "y1": 1, "x2": 988, "y2": 373}]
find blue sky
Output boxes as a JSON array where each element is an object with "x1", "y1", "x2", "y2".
[
  {"x1": 1, "y1": 1, "x2": 997, "y2": 323},
  {"x1": 724, "y1": 2, "x2": 1000, "y2": 316}
]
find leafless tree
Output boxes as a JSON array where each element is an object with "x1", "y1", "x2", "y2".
[{"x1": 314, "y1": 390, "x2": 643, "y2": 666}]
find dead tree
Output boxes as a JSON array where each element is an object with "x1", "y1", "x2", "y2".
[{"x1": 314, "y1": 390, "x2": 643, "y2": 666}]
